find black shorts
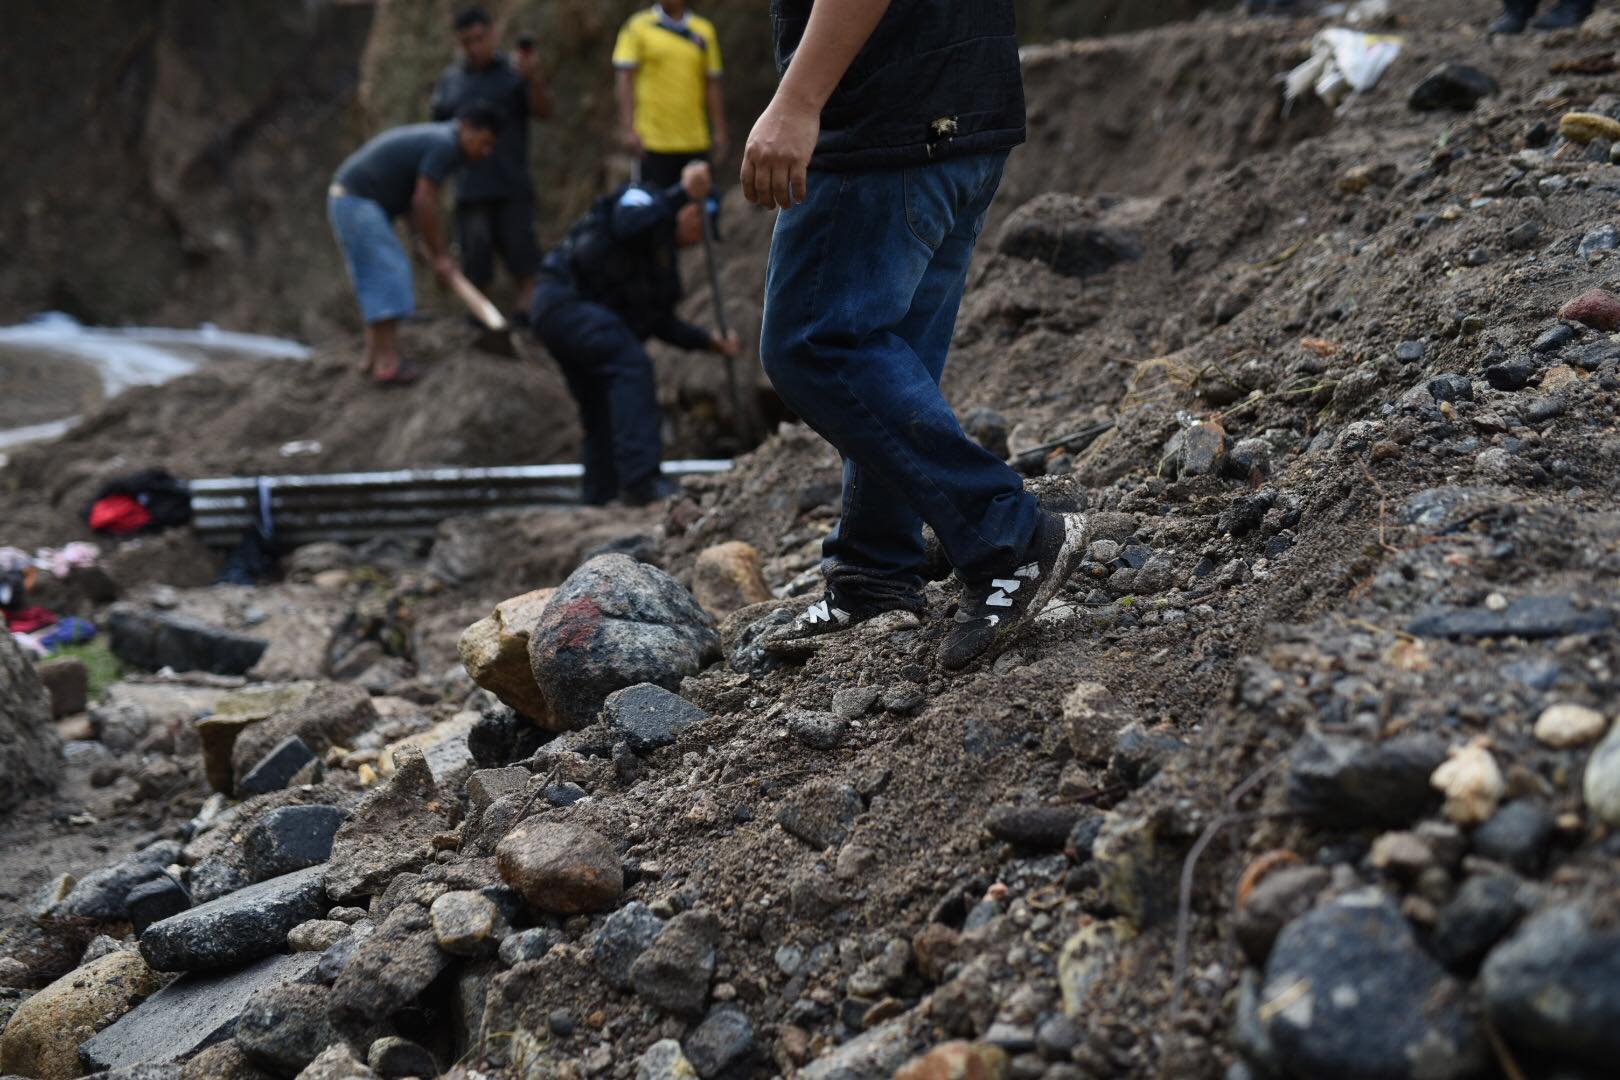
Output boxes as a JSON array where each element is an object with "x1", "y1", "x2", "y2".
[{"x1": 455, "y1": 197, "x2": 540, "y2": 286}]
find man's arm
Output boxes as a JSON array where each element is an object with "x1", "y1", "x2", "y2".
[
  {"x1": 615, "y1": 68, "x2": 641, "y2": 154},
  {"x1": 649, "y1": 312, "x2": 725, "y2": 353},
  {"x1": 410, "y1": 177, "x2": 455, "y2": 280},
  {"x1": 740, "y1": 0, "x2": 893, "y2": 209}
]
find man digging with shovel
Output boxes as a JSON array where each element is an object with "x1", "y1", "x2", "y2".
[
  {"x1": 745, "y1": 0, "x2": 1089, "y2": 671},
  {"x1": 328, "y1": 103, "x2": 500, "y2": 385}
]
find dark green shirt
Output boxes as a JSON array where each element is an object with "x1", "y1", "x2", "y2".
[{"x1": 333, "y1": 123, "x2": 464, "y2": 218}]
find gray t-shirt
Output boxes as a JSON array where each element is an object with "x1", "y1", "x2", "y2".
[
  {"x1": 431, "y1": 57, "x2": 532, "y2": 203},
  {"x1": 333, "y1": 123, "x2": 464, "y2": 218}
]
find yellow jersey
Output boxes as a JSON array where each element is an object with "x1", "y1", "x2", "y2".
[{"x1": 612, "y1": 6, "x2": 723, "y2": 154}]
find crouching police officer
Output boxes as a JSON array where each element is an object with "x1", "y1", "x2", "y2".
[{"x1": 531, "y1": 161, "x2": 737, "y2": 506}]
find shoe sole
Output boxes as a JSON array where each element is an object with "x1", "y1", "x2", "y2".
[
  {"x1": 940, "y1": 513, "x2": 1090, "y2": 671},
  {"x1": 762, "y1": 609, "x2": 923, "y2": 658}
]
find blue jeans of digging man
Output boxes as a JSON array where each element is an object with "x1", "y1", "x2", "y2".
[
  {"x1": 760, "y1": 151, "x2": 1040, "y2": 592},
  {"x1": 531, "y1": 283, "x2": 663, "y2": 506}
]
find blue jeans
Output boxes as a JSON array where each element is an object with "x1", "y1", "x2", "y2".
[
  {"x1": 531, "y1": 283, "x2": 662, "y2": 505},
  {"x1": 327, "y1": 194, "x2": 414, "y2": 324},
  {"x1": 759, "y1": 152, "x2": 1039, "y2": 589}
]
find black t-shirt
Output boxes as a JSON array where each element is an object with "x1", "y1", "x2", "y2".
[
  {"x1": 333, "y1": 123, "x2": 464, "y2": 217},
  {"x1": 431, "y1": 56, "x2": 532, "y2": 202}
]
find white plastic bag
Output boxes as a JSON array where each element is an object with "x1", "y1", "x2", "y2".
[{"x1": 1284, "y1": 28, "x2": 1403, "y2": 110}]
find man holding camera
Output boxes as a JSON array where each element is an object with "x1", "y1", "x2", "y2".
[{"x1": 431, "y1": 5, "x2": 553, "y2": 316}]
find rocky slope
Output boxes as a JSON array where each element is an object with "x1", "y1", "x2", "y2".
[{"x1": 8, "y1": 2, "x2": 1620, "y2": 1080}]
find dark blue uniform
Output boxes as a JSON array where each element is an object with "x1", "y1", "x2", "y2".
[{"x1": 531, "y1": 183, "x2": 712, "y2": 505}]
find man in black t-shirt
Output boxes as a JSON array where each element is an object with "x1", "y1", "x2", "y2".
[
  {"x1": 431, "y1": 6, "x2": 553, "y2": 316},
  {"x1": 328, "y1": 106, "x2": 499, "y2": 384}
]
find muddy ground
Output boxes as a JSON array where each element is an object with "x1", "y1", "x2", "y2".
[{"x1": 7, "y1": 1, "x2": 1620, "y2": 1079}]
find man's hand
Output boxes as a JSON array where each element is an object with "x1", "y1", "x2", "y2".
[
  {"x1": 712, "y1": 330, "x2": 740, "y2": 358},
  {"x1": 432, "y1": 253, "x2": 456, "y2": 281},
  {"x1": 681, "y1": 161, "x2": 714, "y2": 202},
  {"x1": 514, "y1": 45, "x2": 539, "y2": 79},
  {"x1": 712, "y1": 129, "x2": 731, "y2": 163},
  {"x1": 621, "y1": 128, "x2": 643, "y2": 155},
  {"x1": 741, "y1": 93, "x2": 819, "y2": 210}
]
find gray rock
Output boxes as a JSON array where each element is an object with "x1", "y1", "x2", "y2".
[
  {"x1": 685, "y1": 1003, "x2": 755, "y2": 1078},
  {"x1": 300, "y1": 1043, "x2": 380, "y2": 1080},
  {"x1": 777, "y1": 781, "x2": 862, "y2": 850},
  {"x1": 430, "y1": 890, "x2": 502, "y2": 957},
  {"x1": 1409, "y1": 63, "x2": 1499, "y2": 111},
  {"x1": 324, "y1": 747, "x2": 456, "y2": 902},
  {"x1": 106, "y1": 605, "x2": 268, "y2": 675},
  {"x1": 1471, "y1": 800, "x2": 1554, "y2": 874},
  {"x1": 329, "y1": 901, "x2": 450, "y2": 1029},
  {"x1": 788, "y1": 710, "x2": 847, "y2": 751},
  {"x1": 630, "y1": 909, "x2": 720, "y2": 1019},
  {"x1": 1286, "y1": 731, "x2": 1447, "y2": 828},
  {"x1": 1583, "y1": 717, "x2": 1620, "y2": 827},
  {"x1": 1256, "y1": 890, "x2": 1483, "y2": 1079},
  {"x1": 126, "y1": 875, "x2": 191, "y2": 936},
  {"x1": 498, "y1": 926, "x2": 562, "y2": 967},
  {"x1": 528, "y1": 555, "x2": 721, "y2": 730},
  {"x1": 831, "y1": 687, "x2": 880, "y2": 721},
  {"x1": 236, "y1": 982, "x2": 337, "y2": 1076},
  {"x1": 1482, "y1": 904, "x2": 1620, "y2": 1065},
  {"x1": 1532, "y1": 323, "x2": 1577, "y2": 354},
  {"x1": 1111, "y1": 723, "x2": 1187, "y2": 787},
  {"x1": 604, "y1": 683, "x2": 708, "y2": 753},
  {"x1": 1407, "y1": 595, "x2": 1614, "y2": 640},
  {"x1": 186, "y1": 859, "x2": 250, "y2": 905},
  {"x1": 237, "y1": 736, "x2": 317, "y2": 798},
  {"x1": 242, "y1": 805, "x2": 348, "y2": 882},
  {"x1": 1484, "y1": 356, "x2": 1536, "y2": 392},
  {"x1": 984, "y1": 805, "x2": 1084, "y2": 851},
  {"x1": 140, "y1": 864, "x2": 329, "y2": 972},
  {"x1": 1433, "y1": 874, "x2": 1525, "y2": 972},
  {"x1": 594, "y1": 901, "x2": 665, "y2": 989},
  {"x1": 230, "y1": 684, "x2": 378, "y2": 793},
  {"x1": 54, "y1": 841, "x2": 182, "y2": 922},
  {"x1": 79, "y1": 951, "x2": 321, "y2": 1072},
  {"x1": 287, "y1": 919, "x2": 352, "y2": 953},
  {"x1": 638, "y1": 1039, "x2": 698, "y2": 1080},
  {"x1": 1579, "y1": 224, "x2": 1619, "y2": 260},
  {"x1": 1233, "y1": 865, "x2": 1331, "y2": 967},
  {"x1": 1428, "y1": 374, "x2": 1473, "y2": 404},
  {"x1": 367, "y1": 1036, "x2": 438, "y2": 1079},
  {"x1": 316, "y1": 919, "x2": 375, "y2": 984},
  {"x1": 798, "y1": 1016, "x2": 918, "y2": 1080},
  {"x1": 1036, "y1": 1014, "x2": 1083, "y2": 1062},
  {"x1": 0, "y1": 632, "x2": 62, "y2": 813},
  {"x1": 466, "y1": 767, "x2": 529, "y2": 816},
  {"x1": 1227, "y1": 438, "x2": 1274, "y2": 479}
]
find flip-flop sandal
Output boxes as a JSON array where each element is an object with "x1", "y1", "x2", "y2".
[{"x1": 372, "y1": 361, "x2": 422, "y2": 386}]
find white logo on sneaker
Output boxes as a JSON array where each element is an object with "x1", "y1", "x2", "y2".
[
  {"x1": 987, "y1": 578, "x2": 1022, "y2": 608},
  {"x1": 1016, "y1": 562, "x2": 1040, "y2": 579},
  {"x1": 803, "y1": 601, "x2": 850, "y2": 627}
]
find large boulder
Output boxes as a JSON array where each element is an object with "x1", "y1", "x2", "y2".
[
  {"x1": 0, "y1": 949, "x2": 165, "y2": 1079},
  {"x1": 0, "y1": 631, "x2": 62, "y2": 812},
  {"x1": 528, "y1": 555, "x2": 721, "y2": 730},
  {"x1": 140, "y1": 864, "x2": 330, "y2": 972},
  {"x1": 457, "y1": 588, "x2": 557, "y2": 727}
]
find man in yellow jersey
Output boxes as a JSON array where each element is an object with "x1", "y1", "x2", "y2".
[{"x1": 613, "y1": 1, "x2": 728, "y2": 188}]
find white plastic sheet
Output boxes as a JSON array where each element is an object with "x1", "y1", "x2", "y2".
[{"x1": 1284, "y1": 28, "x2": 1404, "y2": 110}]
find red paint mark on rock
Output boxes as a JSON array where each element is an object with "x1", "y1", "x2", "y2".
[
  {"x1": 553, "y1": 597, "x2": 604, "y2": 652},
  {"x1": 1559, "y1": 288, "x2": 1620, "y2": 331}
]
